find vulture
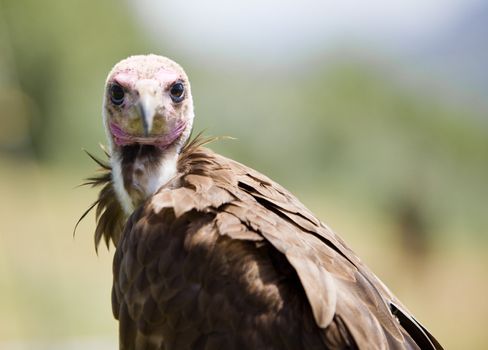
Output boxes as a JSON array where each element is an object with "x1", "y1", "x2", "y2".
[{"x1": 81, "y1": 54, "x2": 443, "y2": 350}]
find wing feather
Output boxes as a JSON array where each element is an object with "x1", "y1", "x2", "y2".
[{"x1": 108, "y1": 146, "x2": 442, "y2": 349}]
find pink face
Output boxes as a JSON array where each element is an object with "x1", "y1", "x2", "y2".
[
  {"x1": 111, "y1": 72, "x2": 136, "y2": 89},
  {"x1": 110, "y1": 69, "x2": 179, "y2": 92},
  {"x1": 104, "y1": 56, "x2": 193, "y2": 149}
]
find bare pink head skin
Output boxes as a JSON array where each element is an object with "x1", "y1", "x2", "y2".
[
  {"x1": 103, "y1": 54, "x2": 194, "y2": 153},
  {"x1": 103, "y1": 55, "x2": 195, "y2": 214}
]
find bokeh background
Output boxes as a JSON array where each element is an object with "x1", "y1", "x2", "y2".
[{"x1": 1, "y1": 0, "x2": 487, "y2": 348}]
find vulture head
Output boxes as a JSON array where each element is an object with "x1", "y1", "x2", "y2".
[
  {"x1": 103, "y1": 54, "x2": 194, "y2": 152},
  {"x1": 102, "y1": 55, "x2": 195, "y2": 213}
]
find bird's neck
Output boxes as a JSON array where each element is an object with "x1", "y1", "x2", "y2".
[{"x1": 111, "y1": 144, "x2": 179, "y2": 215}]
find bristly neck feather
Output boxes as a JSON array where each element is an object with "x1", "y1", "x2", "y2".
[
  {"x1": 75, "y1": 132, "x2": 219, "y2": 251},
  {"x1": 111, "y1": 144, "x2": 179, "y2": 215}
]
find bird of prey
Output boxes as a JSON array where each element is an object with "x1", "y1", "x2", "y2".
[{"x1": 82, "y1": 54, "x2": 443, "y2": 350}]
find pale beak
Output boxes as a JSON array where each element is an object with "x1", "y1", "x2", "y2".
[{"x1": 137, "y1": 92, "x2": 159, "y2": 136}]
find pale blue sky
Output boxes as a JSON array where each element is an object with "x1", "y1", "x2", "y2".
[{"x1": 129, "y1": 0, "x2": 481, "y2": 67}]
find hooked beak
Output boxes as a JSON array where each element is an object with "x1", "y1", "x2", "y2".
[{"x1": 137, "y1": 92, "x2": 159, "y2": 136}]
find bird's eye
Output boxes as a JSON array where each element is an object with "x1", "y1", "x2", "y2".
[
  {"x1": 110, "y1": 84, "x2": 125, "y2": 105},
  {"x1": 169, "y1": 82, "x2": 185, "y2": 103}
]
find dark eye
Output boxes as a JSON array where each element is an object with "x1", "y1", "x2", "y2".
[
  {"x1": 169, "y1": 82, "x2": 185, "y2": 103},
  {"x1": 110, "y1": 83, "x2": 125, "y2": 105}
]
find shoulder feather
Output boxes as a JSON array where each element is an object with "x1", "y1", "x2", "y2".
[{"x1": 76, "y1": 149, "x2": 125, "y2": 251}]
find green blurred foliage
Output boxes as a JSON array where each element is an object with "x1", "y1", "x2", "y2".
[
  {"x1": 193, "y1": 61, "x2": 488, "y2": 240},
  {"x1": 0, "y1": 0, "x2": 147, "y2": 160},
  {"x1": 0, "y1": 1, "x2": 487, "y2": 349}
]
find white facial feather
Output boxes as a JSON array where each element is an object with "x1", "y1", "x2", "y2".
[
  {"x1": 151, "y1": 152, "x2": 178, "y2": 196},
  {"x1": 111, "y1": 153, "x2": 135, "y2": 215}
]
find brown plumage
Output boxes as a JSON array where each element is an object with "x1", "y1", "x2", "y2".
[
  {"x1": 82, "y1": 55, "x2": 443, "y2": 349},
  {"x1": 82, "y1": 137, "x2": 441, "y2": 350}
]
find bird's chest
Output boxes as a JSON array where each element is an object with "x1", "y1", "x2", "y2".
[
  {"x1": 126, "y1": 159, "x2": 158, "y2": 202},
  {"x1": 115, "y1": 145, "x2": 178, "y2": 211}
]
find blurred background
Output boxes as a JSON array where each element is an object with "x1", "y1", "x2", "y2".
[{"x1": 0, "y1": 0, "x2": 487, "y2": 348}]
